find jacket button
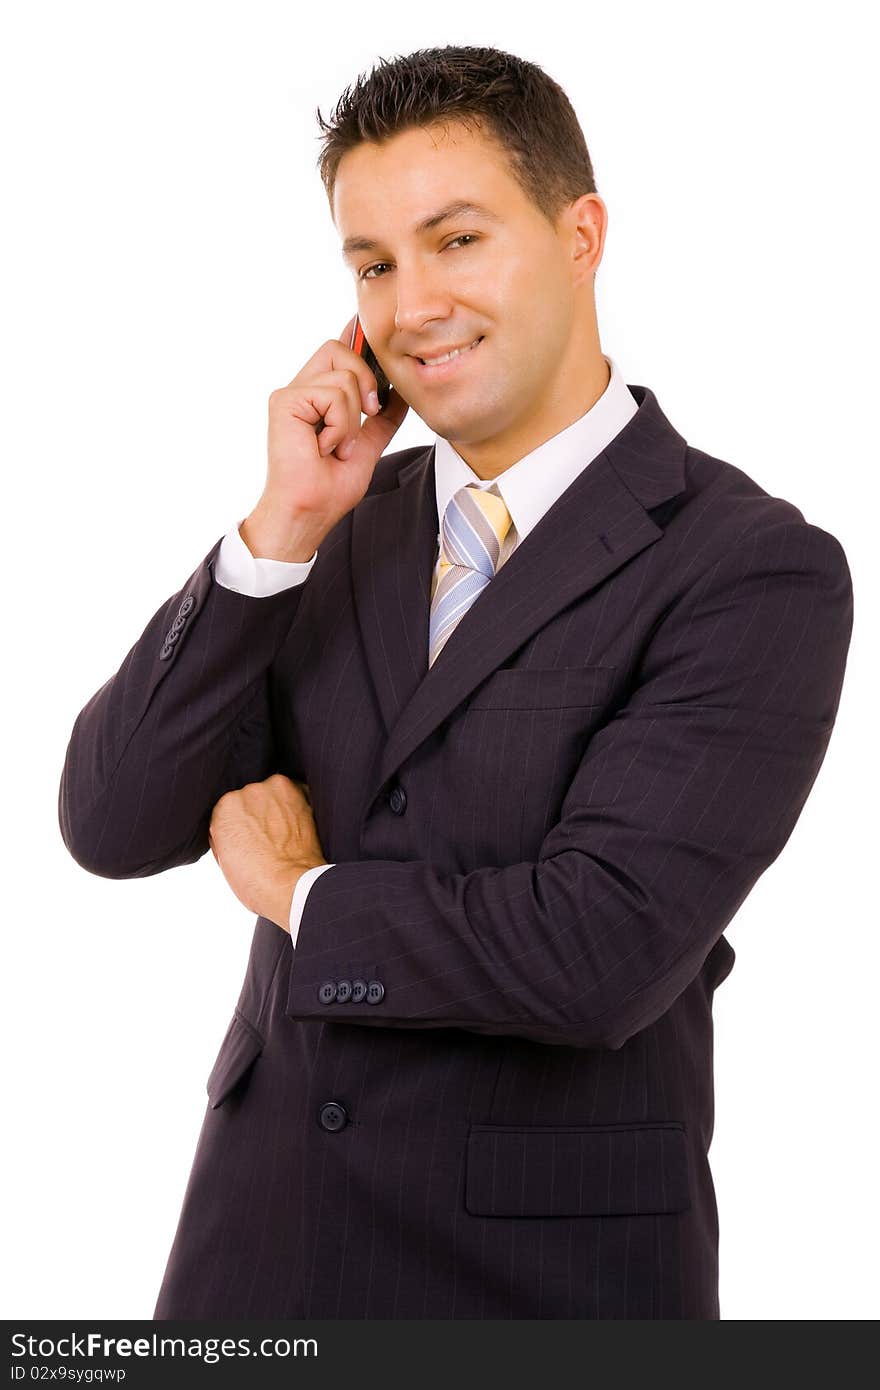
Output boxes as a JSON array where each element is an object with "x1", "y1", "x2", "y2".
[
  {"x1": 388, "y1": 784, "x2": 407, "y2": 815},
  {"x1": 335, "y1": 979, "x2": 352, "y2": 1002},
  {"x1": 317, "y1": 980, "x2": 338, "y2": 1003},
  {"x1": 351, "y1": 978, "x2": 368, "y2": 1002},
  {"x1": 366, "y1": 979, "x2": 385, "y2": 1004},
  {"x1": 319, "y1": 1101, "x2": 348, "y2": 1132}
]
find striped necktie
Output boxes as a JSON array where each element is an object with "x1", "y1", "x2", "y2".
[{"x1": 428, "y1": 483, "x2": 513, "y2": 668}]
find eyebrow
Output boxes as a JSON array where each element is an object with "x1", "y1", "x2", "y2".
[{"x1": 341, "y1": 200, "x2": 502, "y2": 259}]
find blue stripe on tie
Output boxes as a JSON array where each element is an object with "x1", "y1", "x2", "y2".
[
  {"x1": 444, "y1": 505, "x2": 493, "y2": 575},
  {"x1": 431, "y1": 573, "x2": 488, "y2": 644}
]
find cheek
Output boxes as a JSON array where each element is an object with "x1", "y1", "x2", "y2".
[
  {"x1": 467, "y1": 251, "x2": 526, "y2": 319},
  {"x1": 488, "y1": 258, "x2": 565, "y2": 359}
]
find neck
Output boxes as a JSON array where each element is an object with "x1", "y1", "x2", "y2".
[{"x1": 449, "y1": 311, "x2": 610, "y2": 480}]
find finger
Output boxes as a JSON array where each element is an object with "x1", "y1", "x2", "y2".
[
  {"x1": 279, "y1": 381, "x2": 350, "y2": 450},
  {"x1": 281, "y1": 319, "x2": 365, "y2": 397},
  {"x1": 314, "y1": 390, "x2": 355, "y2": 456},
  {"x1": 308, "y1": 369, "x2": 365, "y2": 451},
  {"x1": 360, "y1": 383, "x2": 410, "y2": 440},
  {"x1": 327, "y1": 383, "x2": 409, "y2": 466},
  {"x1": 325, "y1": 338, "x2": 385, "y2": 417}
]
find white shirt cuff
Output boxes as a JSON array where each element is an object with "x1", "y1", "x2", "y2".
[
  {"x1": 214, "y1": 519, "x2": 319, "y2": 597},
  {"x1": 289, "y1": 863, "x2": 336, "y2": 945}
]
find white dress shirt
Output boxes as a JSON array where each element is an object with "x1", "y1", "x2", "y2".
[{"x1": 214, "y1": 354, "x2": 638, "y2": 941}]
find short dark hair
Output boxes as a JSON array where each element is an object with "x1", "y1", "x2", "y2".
[{"x1": 315, "y1": 45, "x2": 598, "y2": 228}]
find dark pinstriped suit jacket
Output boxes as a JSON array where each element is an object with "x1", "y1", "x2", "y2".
[{"x1": 58, "y1": 383, "x2": 853, "y2": 1319}]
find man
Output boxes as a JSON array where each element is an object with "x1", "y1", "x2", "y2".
[{"x1": 58, "y1": 45, "x2": 853, "y2": 1319}]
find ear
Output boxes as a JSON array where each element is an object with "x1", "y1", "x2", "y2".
[{"x1": 568, "y1": 193, "x2": 607, "y2": 284}]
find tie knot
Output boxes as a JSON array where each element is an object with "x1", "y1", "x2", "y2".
[{"x1": 440, "y1": 483, "x2": 513, "y2": 579}]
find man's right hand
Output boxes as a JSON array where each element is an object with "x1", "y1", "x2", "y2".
[{"x1": 240, "y1": 314, "x2": 410, "y2": 562}]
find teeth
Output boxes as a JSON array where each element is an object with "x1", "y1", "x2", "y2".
[{"x1": 419, "y1": 337, "x2": 482, "y2": 366}]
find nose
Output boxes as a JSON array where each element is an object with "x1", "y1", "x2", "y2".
[{"x1": 393, "y1": 258, "x2": 453, "y2": 338}]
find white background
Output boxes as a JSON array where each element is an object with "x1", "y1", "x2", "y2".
[{"x1": 2, "y1": 0, "x2": 876, "y2": 1320}]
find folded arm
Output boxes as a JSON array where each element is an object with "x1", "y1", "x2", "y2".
[{"x1": 286, "y1": 521, "x2": 853, "y2": 1050}]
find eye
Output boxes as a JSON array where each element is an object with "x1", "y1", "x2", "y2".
[{"x1": 358, "y1": 234, "x2": 480, "y2": 282}]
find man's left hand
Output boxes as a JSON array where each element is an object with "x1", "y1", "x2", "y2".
[{"x1": 208, "y1": 774, "x2": 327, "y2": 931}]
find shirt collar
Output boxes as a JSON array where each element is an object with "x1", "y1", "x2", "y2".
[{"x1": 432, "y1": 354, "x2": 638, "y2": 545}]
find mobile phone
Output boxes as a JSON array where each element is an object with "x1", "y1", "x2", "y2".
[{"x1": 349, "y1": 316, "x2": 392, "y2": 410}]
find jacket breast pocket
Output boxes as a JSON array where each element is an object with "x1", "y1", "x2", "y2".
[
  {"x1": 464, "y1": 1121, "x2": 690, "y2": 1217},
  {"x1": 446, "y1": 665, "x2": 619, "y2": 863},
  {"x1": 468, "y1": 664, "x2": 617, "y2": 711},
  {"x1": 206, "y1": 1010, "x2": 265, "y2": 1109}
]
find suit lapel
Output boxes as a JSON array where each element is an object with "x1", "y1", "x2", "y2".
[{"x1": 350, "y1": 383, "x2": 688, "y2": 810}]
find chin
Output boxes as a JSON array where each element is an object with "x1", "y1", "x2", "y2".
[{"x1": 432, "y1": 402, "x2": 511, "y2": 447}]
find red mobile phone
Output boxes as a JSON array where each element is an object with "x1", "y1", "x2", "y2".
[{"x1": 349, "y1": 316, "x2": 392, "y2": 410}]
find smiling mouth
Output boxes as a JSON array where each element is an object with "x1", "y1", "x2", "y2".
[{"x1": 415, "y1": 336, "x2": 484, "y2": 366}]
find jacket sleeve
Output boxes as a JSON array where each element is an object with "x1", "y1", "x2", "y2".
[
  {"x1": 286, "y1": 520, "x2": 854, "y2": 1050},
  {"x1": 58, "y1": 533, "x2": 308, "y2": 879}
]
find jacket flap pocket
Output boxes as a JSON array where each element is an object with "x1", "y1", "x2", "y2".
[
  {"x1": 468, "y1": 665, "x2": 617, "y2": 711},
  {"x1": 465, "y1": 1122, "x2": 690, "y2": 1217},
  {"x1": 206, "y1": 1011, "x2": 265, "y2": 1109}
]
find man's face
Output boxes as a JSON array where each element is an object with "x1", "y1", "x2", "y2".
[{"x1": 334, "y1": 122, "x2": 599, "y2": 457}]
